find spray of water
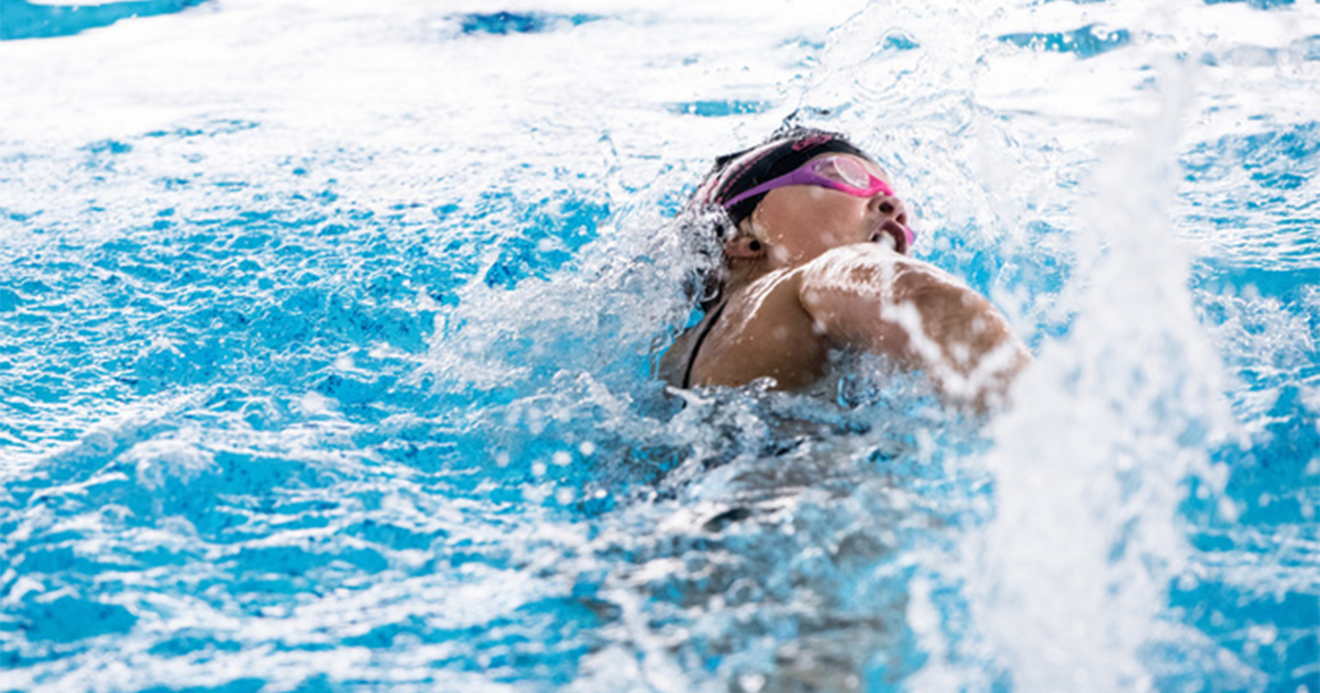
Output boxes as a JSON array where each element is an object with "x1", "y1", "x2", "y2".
[{"x1": 971, "y1": 53, "x2": 1243, "y2": 690}]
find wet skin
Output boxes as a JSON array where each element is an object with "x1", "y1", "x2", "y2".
[{"x1": 663, "y1": 154, "x2": 1030, "y2": 409}]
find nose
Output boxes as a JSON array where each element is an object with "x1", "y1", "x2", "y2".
[{"x1": 870, "y1": 191, "x2": 908, "y2": 227}]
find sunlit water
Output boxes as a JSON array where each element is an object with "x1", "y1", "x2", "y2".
[{"x1": 1, "y1": 0, "x2": 1317, "y2": 691}]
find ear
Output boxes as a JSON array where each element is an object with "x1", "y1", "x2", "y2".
[{"x1": 723, "y1": 237, "x2": 764, "y2": 259}]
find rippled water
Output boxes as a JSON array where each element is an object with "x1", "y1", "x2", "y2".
[{"x1": 1, "y1": 0, "x2": 1317, "y2": 691}]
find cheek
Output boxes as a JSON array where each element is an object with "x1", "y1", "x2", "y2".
[
  {"x1": 758, "y1": 188, "x2": 868, "y2": 252},
  {"x1": 818, "y1": 197, "x2": 867, "y2": 234},
  {"x1": 796, "y1": 189, "x2": 861, "y2": 228}
]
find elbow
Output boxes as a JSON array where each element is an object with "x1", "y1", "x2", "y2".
[{"x1": 933, "y1": 334, "x2": 1032, "y2": 414}]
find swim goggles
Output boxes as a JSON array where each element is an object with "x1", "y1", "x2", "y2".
[{"x1": 720, "y1": 154, "x2": 897, "y2": 209}]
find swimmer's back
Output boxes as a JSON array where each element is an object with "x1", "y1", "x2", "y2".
[{"x1": 664, "y1": 264, "x2": 827, "y2": 391}]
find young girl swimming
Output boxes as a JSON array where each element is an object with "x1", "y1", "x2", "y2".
[{"x1": 660, "y1": 127, "x2": 1030, "y2": 411}]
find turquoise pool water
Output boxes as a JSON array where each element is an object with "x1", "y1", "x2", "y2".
[{"x1": 0, "y1": 0, "x2": 1317, "y2": 691}]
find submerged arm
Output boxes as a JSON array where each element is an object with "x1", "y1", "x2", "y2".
[{"x1": 797, "y1": 244, "x2": 1030, "y2": 410}]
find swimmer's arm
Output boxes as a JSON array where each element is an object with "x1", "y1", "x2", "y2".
[{"x1": 797, "y1": 245, "x2": 1031, "y2": 410}]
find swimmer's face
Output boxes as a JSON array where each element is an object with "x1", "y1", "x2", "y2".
[{"x1": 745, "y1": 153, "x2": 910, "y2": 267}]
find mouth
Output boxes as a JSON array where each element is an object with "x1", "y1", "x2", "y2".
[{"x1": 878, "y1": 220, "x2": 909, "y2": 255}]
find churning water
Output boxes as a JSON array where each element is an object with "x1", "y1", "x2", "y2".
[{"x1": 0, "y1": 0, "x2": 1317, "y2": 691}]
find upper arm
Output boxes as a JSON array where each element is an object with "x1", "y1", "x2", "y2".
[
  {"x1": 796, "y1": 245, "x2": 956, "y2": 359},
  {"x1": 796, "y1": 245, "x2": 1030, "y2": 406}
]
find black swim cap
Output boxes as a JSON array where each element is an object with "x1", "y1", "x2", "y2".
[{"x1": 697, "y1": 128, "x2": 870, "y2": 230}]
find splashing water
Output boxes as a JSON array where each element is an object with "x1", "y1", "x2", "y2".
[{"x1": 1, "y1": 0, "x2": 1317, "y2": 691}]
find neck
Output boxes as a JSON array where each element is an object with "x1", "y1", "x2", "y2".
[{"x1": 723, "y1": 258, "x2": 773, "y2": 296}]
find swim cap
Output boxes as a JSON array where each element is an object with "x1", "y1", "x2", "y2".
[{"x1": 697, "y1": 128, "x2": 871, "y2": 230}]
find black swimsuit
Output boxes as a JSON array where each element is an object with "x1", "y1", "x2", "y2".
[{"x1": 680, "y1": 300, "x2": 729, "y2": 389}]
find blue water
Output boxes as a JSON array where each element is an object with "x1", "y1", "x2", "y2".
[
  {"x1": 0, "y1": 0, "x2": 208, "y2": 41},
  {"x1": 1, "y1": 0, "x2": 1317, "y2": 691}
]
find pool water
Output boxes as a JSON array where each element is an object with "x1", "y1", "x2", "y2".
[{"x1": 0, "y1": 0, "x2": 1317, "y2": 691}]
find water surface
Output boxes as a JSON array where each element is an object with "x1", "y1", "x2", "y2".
[{"x1": 0, "y1": 0, "x2": 1317, "y2": 691}]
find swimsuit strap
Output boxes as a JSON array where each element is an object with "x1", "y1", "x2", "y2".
[{"x1": 682, "y1": 299, "x2": 729, "y2": 389}]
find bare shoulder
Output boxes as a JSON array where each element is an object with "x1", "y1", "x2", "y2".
[{"x1": 678, "y1": 267, "x2": 830, "y2": 390}]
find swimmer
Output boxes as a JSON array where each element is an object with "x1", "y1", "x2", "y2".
[{"x1": 660, "y1": 128, "x2": 1031, "y2": 411}]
